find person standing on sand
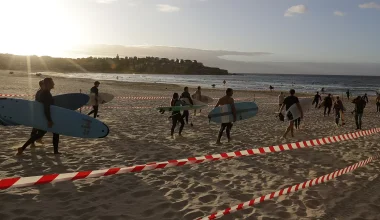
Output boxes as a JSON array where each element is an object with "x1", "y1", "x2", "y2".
[
  {"x1": 170, "y1": 93, "x2": 185, "y2": 138},
  {"x1": 17, "y1": 78, "x2": 61, "y2": 155},
  {"x1": 353, "y1": 96, "x2": 366, "y2": 130},
  {"x1": 376, "y1": 94, "x2": 380, "y2": 112},
  {"x1": 88, "y1": 81, "x2": 101, "y2": 118},
  {"x1": 346, "y1": 89, "x2": 350, "y2": 100},
  {"x1": 323, "y1": 94, "x2": 333, "y2": 116},
  {"x1": 180, "y1": 87, "x2": 194, "y2": 125},
  {"x1": 215, "y1": 88, "x2": 236, "y2": 144},
  {"x1": 278, "y1": 89, "x2": 303, "y2": 139},
  {"x1": 278, "y1": 92, "x2": 285, "y2": 110},
  {"x1": 312, "y1": 92, "x2": 322, "y2": 108},
  {"x1": 333, "y1": 96, "x2": 344, "y2": 126},
  {"x1": 223, "y1": 80, "x2": 226, "y2": 86}
]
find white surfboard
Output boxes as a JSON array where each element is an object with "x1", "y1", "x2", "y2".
[
  {"x1": 87, "y1": 93, "x2": 114, "y2": 106},
  {"x1": 285, "y1": 98, "x2": 312, "y2": 121}
]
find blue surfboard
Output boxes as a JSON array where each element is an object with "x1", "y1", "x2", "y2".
[
  {"x1": 208, "y1": 102, "x2": 258, "y2": 123},
  {"x1": 0, "y1": 93, "x2": 89, "y2": 126},
  {"x1": 0, "y1": 98, "x2": 109, "y2": 138}
]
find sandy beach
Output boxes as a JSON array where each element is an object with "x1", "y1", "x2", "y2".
[{"x1": 1, "y1": 70, "x2": 380, "y2": 220}]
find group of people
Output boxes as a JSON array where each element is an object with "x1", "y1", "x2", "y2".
[{"x1": 16, "y1": 79, "x2": 102, "y2": 155}]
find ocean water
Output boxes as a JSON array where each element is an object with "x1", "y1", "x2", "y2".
[{"x1": 44, "y1": 72, "x2": 380, "y2": 96}]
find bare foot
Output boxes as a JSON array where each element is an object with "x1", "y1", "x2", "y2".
[{"x1": 16, "y1": 148, "x2": 23, "y2": 156}]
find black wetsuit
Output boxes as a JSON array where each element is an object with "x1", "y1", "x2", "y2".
[
  {"x1": 334, "y1": 100, "x2": 343, "y2": 125},
  {"x1": 324, "y1": 97, "x2": 333, "y2": 116},
  {"x1": 171, "y1": 100, "x2": 184, "y2": 136},
  {"x1": 313, "y1": 94, "x2": 321, "y2": 108},
  {"x1": 180, "y1": 91, "x2": 193, "y2": 124},
  {"x1": 354, "y1": 99, "x2": 366, "y2": 129},
  {"x1": 88, "y1": 86, "x2": 99, "y2": 118},
  {"x1": 21, "y1": 90, "x2": 60, "y2": 154}
]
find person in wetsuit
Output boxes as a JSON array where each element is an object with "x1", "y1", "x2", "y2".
[
  {"x1": 30, "y1": 80, "x2": 45, "y2": 147},
  {"x1": 362, "y1": 93, "x2": 369, "y2": 104},
  {"x1": 17, "y1": 78, "x2": 60, "y2": 155},
  {"x1": 346, "y1": 89, "x2": 350, "y2": 100},
  {"x1": 312, "y1": 92, "x2": 322, "y2": 108},
  {"x1": 180, "y1": 87, "x2": 193, "y2": 125},
  {"x1": 353, "y1": 96, "x2": 366, "y2": 130},
  {"x1": 193, "y1": 86, "x2": 202, "y2": 115},
  {"x1": 333, "y1": 96, "x2": 344, "y2": 126},
  {"x1": 323, "y1": 94, "x2": 333, "y2": 116},
  {"x1": 170, "y1": 93, "x2": 185, "y2": 138},
  {"x1": 215, "y1": 88, "x2": 236, "y2": 144},
  {"x1": 376, "y1": 94, "x2": 380, "y2": 112},
  {"x1": 88, "y1": 81, "x2": 100, "y2": 118},
  {"x1": 278, "y1": 89, "x2": 303, "y2": 138}
]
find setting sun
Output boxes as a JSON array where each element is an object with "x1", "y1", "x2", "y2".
[{"x1": 0, "y1": 0, "x2": 80, "y2": 56}]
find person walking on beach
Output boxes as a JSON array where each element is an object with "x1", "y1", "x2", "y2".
[
  {"x1": 278, "y1": 89, "x2": 303, "y2": 138},
  {"x1": 353, "y1": 96, "x2": 366, "y2": 130},
  {"x1": 346, "y1": 89, "x2": 350, "y2": 100},
  {"x1": 278, "y1": 92, "x2": 285, "y2": 110},
  {"x1": 215, "y1": 88, "x2": 236, "y2": 144},
  {"x1": 170, "y1": 93, "x2": 185, "y2": 138},
  {"x1": 87, "y1": 81, "x2": 101, "y2": 118},
  {"x1": 17, "y1": 78, "x2": 61, "y2": 155},
  {"x1": 269, "y1": 85, "x2": 274, "y2": 92},
  {"x1": 312, "y1": 92, "x2": 322, "y2": 108},
  {"x1": 323, "y1": 94, "x2": 333, "y2": 116},
  {"x1": 362, "y1": 93, "x2": 369, "y2": 104},
  {"x1": 376, "y1": 94, "x2": 380, "y2": 112},
  {"x1": 180, "y1": 87, "x2": 194, "y2": 125},
  {"x1": 30, "y1": 80, "x2": 45, "y2": 147},
  {"x1": 333, "y1": 96, "x2": 344, "y2": 126}
]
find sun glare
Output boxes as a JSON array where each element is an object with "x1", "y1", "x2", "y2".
[{"x1": 0, "y1": 0, "x2": 80, "y2": 57}]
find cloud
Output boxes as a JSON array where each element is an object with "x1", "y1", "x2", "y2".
[
  {"x1": 96, "y1": 0, "x2": 118, "y2": 3},
  {"x1": 334, "y1": 11, "x2": 345, "y2": 16},
  {"x1": 359, "y1": 2, "x2": 380, "y2": 9},
  {"x1": 156, "y1": 4, "x2": 180, "y2": 12},
  {"x1": 284, "y1": 5, "x2": 307, "y2": 17}
]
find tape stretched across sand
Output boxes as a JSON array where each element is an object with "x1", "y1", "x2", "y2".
[
  {"x1": 0, "y1": 128, "x2": 379, "y2": 190},
  {"x1": 198, "y1": 154, "x2": 379, "y2": 220}
]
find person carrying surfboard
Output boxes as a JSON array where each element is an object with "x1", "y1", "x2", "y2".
[
  {"x1": 180, "y1": 87, "x2": 194, "y2": 125},
  {"x1": 215, "y1": 88, "x2": 236, "y2": 144},
  {"x1": 278, "y1": 89, "x2": 303, "y2": 139},
  {"x1": 88, "y1": 81, "x2": 100, "y2": 118},
  {"x1": 30, "y1": 80, "x2": 45, "y2": 147},
  {"x1": 170, "y1": 93, "x2": 185, "y2": 138},
  {"x1": 17, "y1": 78, "x2": 61, "y2": 155}
]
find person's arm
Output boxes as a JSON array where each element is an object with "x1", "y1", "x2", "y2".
[
  {"x1": 214, "y1": 99, "x2": 221, "y2": 108},
  {"x1": 188, "y1": 94, "x2": 194, "y2": 105},
  {"x1": 41, "y1": 93, "x2": 53, "y2": 127},
  {"x1": 231, "y1": 99, "x2": 237, "y2": 122}
]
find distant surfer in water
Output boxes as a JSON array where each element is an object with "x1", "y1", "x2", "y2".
[
  {"x1": 278, "y1": 89, "x2": 303, "y2": 138},
  {"x1": 333, "y1": 96, "x2": 344, "y2": 126},
  {"x1": 323, "y1": 94, "x2": 333, "y2": 116},
  {"x1": 180, "y1": 87, "x2": 194, "y2": 126},
  {"x1": 17, "y1": 78, "x2": 61, "y2": 155},
  {"x1": 30, "y1": 80, "x2": 45, "y2": 147},
  {"x1": 88, "y1": 81, "x2": 100, "y2": 118},
  {"x1": 312, "y1": 92, "x2": 322, "y2": 108},
  {"x1": 215, "y1": 88, "x2": 236, "y2": 144},
  {"x1": 170, "y1": 93, "x2": 185, "y2": 138}
]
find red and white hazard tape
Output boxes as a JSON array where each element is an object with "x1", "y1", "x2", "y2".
[
  {"x1": 80, "y1": 106, "x2": 152, "y2": 110},
  {"x1": 0, "y1": 128, "x2": 378, "y2": 190},
  {"x1": 0, "y1": 94, "x2": 33, "y2": 98},
  {"x1": 115, "y1": 96, "x2": 168, "y2": 100},
  {"x1": 198, "y1": 154, "x2": 379, "y2": 220}
]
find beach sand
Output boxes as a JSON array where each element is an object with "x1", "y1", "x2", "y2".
[{"x1": 1, "y1": 70, "x2": 380, "y2": 220}]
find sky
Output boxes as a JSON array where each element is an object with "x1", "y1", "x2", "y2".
[{"x1": 0, "y1": 0, "x2": 380, "y2": 65}]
